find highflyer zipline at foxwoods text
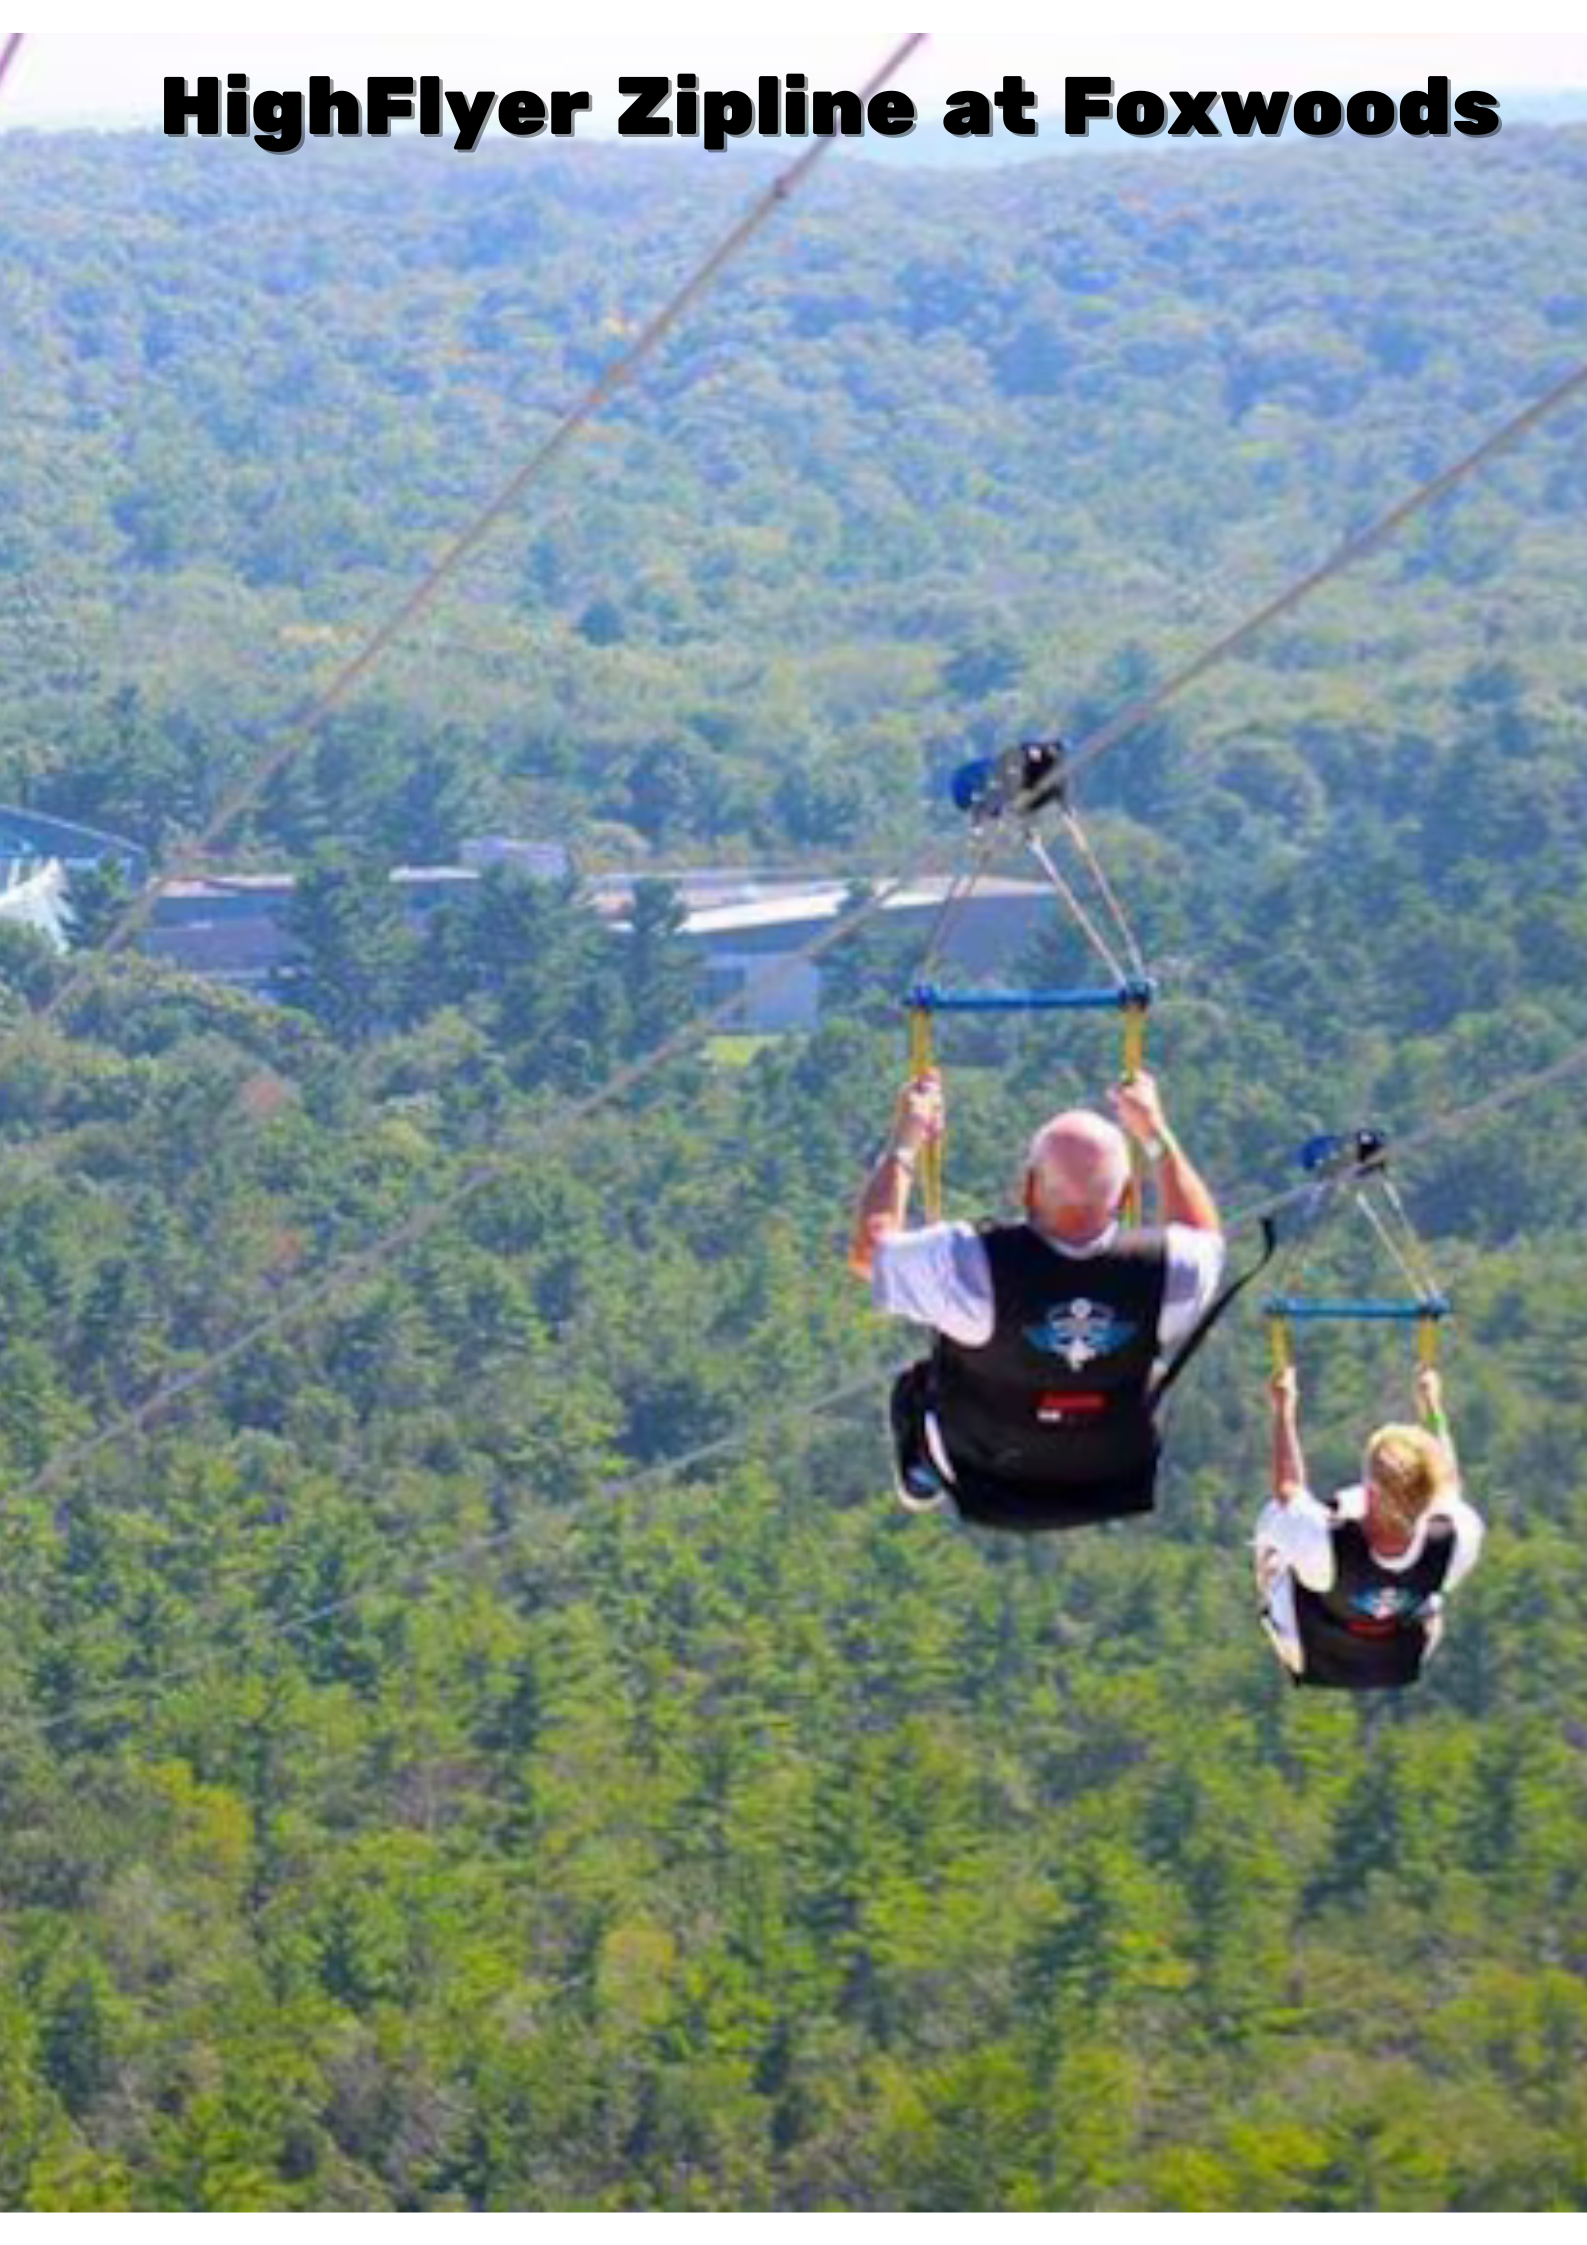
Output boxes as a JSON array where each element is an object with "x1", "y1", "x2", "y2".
[{"x1": 163, "y1": 72, "x2": 1501, "y2": 155}]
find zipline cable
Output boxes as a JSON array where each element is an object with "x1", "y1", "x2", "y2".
[
  {"x1": 0, "y1": 34, "x2": 23, "y2": 99},
  {"x1": 27, "y1": 533, "x2": 1587, "y2": 1500},
  {"x1": 35, "y1": 138, "x2": 1582, "y2": 1061},
  {"x1": 10, "y1": 931, "x2": 1585, "y2": 1742},
  {"x1": 1352, "y1": 1183, "x2": 1438, "y2": 1301},
  {"x1": 1023, "y1": 827, "x2": 1132, "y2": 986},
  {"x1": 913, "y1": 830, "x2": 996, "y2": 989},
  {"x1": 19, "y1": 232, "x2": 1587, "y2": 1511},
  {"x1": 33, "y1": 33, "x2": 930, "y2": 1024},
  {"x1": 7, "y1": 44, "x2": 1584, "y2": 1737},
  {"x1": 3, "y1": 1364, "x2": 894, "y2": 1748},
  {"x1": 1393, "y1": 1033, "x2": 1587, "y2": 1161},
  {"x1": 13, "y1": 846, "x2": 964, "y2": 1499},
  {"x1": 1065, "y1": 352, "x2": 1587, "y2": 787},
  {"x1": 25, "y1": 989, "x2": 1554, "y2": 1533},
  {"x1": 1057, "y1": 807, "x2": 1148, "y2": 983},
  {"x1": 5, "y1": 1125, "x2": 1440, "y2": 1749},
  {"x1": 0, "y1": 1110, "x2": 1508, "y2": 1752}
]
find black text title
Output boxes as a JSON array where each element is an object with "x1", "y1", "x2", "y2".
[{"x1": 163, "y1": 73, "x2": 1501, "y2": 155}]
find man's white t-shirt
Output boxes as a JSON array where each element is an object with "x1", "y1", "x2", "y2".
[{"x1": 871, "y1": 1217, "x2": 1226, "y2": 1358}]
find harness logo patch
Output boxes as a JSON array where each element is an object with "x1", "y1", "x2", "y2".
[
  {"x1": 1023, "y1": 1298, "x2": 1137, "y2": 1371},
  {"x1": 1348, "y1": 1584, "x2": 1426, "y2": 1623}
]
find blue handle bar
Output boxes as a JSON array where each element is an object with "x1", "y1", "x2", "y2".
[{"x1": 907, "y1": 980, "x2": 1154, "y2": 1015}]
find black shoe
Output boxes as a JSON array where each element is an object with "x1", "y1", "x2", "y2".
[{"x1": 889, "y1": 1365, "x2": 950, "y2": 1512}]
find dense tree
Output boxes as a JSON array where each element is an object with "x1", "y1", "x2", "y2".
[
  {"x1": 620, "y1": 881, "x2": 700, "y2": 1063},
  {"x1": 0, "y1": 116, "x2": 1581, "y2": 2213},
  {"x1": 284, "y1": 851, "x2": 416, "y2": 1047}
]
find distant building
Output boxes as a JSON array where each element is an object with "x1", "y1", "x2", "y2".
[
  {"x1": 0, "y1": 807, "x2": 146, "y2": 886},
  {"x1": 0, "y1": 809, "x2": 1056, "y2": 1025},
  {"x1": 140, "y1": 853, "x2": 1054, "y2": 1025},
  {"x1": 0, "y1": 804, "x2": 146, "y2": 957},
  {"x1": 666, "y1": 875, "x2": 1054, "y2": 1029},
  {"x1": 141, "y1": 867, "x2": 480, "y2": 993},
  {"x1": 459, "y1": 836, "x2": 571, "y2": 880}
]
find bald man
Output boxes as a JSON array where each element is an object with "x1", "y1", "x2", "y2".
[{"x1": 850, "y1": 1068, "x2": 1224, "y2": 1531}]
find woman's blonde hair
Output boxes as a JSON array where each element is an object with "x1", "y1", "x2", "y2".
[{"x1": 1364, "y1": 1423, "x2": 1454, "y2": 1531}]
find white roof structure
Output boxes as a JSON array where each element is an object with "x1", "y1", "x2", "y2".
[
  {"x1": 677, "y1": 875, "x2": 1048, "y2": 938},
  {"x1": 0, "y1": 858, "x2": 71, "y2": 952}
]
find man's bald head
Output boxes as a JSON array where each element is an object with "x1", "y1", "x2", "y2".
[{"x1": 1025, "y1": 1108, "x2": 1131, "y2": 1237}]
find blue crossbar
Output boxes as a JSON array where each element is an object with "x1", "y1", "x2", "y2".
[
  {"x1": 1264, "y1": 1295, "x2": 1451, "y2": 1322},
  {"x1": 907, "y1": 979, "x2": 1153, "y2": 1015}
]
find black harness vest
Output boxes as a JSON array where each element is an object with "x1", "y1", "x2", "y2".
[
  {"x1": 926, "y1": 1224, "x2": 1169, "y2": 1532},
  {"x1": 1291, "y1": 1508, "x2": 1457, "y2": 1690}
]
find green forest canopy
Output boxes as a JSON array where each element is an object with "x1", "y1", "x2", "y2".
[{"x1": 0, "y1": 125, "x2": 1582, "y2": 2208}]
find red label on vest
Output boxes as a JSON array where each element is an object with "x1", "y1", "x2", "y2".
[{"x1": 1035, "y1": 1392, "x2": 1109, "y2": 1422}]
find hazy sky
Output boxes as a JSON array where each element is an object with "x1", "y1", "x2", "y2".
[{"x1": 7, "y1": 21, "x2": 1587, "y2": 136}]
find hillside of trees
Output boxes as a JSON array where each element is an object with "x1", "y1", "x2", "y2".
[
  {"x1": 0, "y1": 122, "x2": 1583, "y2": 2208},
  {"x1": 4, "y1": 124, "x2": 1587, "y2": 864}
]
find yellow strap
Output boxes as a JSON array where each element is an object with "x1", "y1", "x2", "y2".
[
  {"x1": 1122, "y1": 1005, "x2": 1147, "y2": 1078},
  {"x1": 1121, "y1": 1003, "x2": 1147, "y2": 1226},
  {"x1": 908, "y1": 1008, "x2": 942, "y2": 1221},
  {"x1": 1269, "y1": 1315, "x2": 1293, "y2": 1378},
  {"x1": 1417, "y1": 1312, "x2": 1440, "y2": 1369}
]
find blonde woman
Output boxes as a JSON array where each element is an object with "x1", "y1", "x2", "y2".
[{"x1": 1255, "y1": 1365, "x2": 1484, "y2": 1689}]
